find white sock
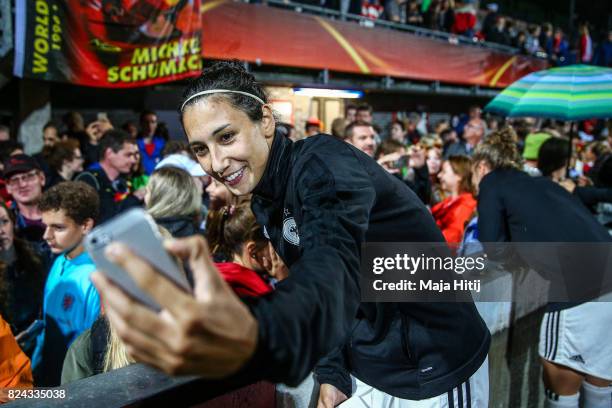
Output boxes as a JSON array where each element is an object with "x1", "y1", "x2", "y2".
[
  {"x1": 544, "y1": 389, "x2": 579, "y2": 408},
  {"x1": 582, "y1": 381, "x2": 612, "y2": 408}
]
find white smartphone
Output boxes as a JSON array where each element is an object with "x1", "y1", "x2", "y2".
[{"x1": 85, "y1": 208, "x2": 191, "y2": 311}]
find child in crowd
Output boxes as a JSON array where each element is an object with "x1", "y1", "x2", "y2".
[
  {"x1": 32, "y1": 181, "x2": 101, "y2": 386},
  {"x1": 207, "y1": 203, "x2": 281, "y2": 296},
  {"x1": 432, "y1": 155, "x2": 477, "y2": 245}
]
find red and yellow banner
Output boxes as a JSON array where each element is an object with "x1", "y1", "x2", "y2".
[
  {"x1": 13, "y1": 1, "x2": 547, "y2": 89},
  {"x1": 14, "y1": 0, "x2": 202, "y2": 87},
  {"x1": 201, "y1": 2, "x2": 548, "y2": 88}
]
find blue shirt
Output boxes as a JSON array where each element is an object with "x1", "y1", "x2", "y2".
[
  {"x1": 137, "y1": 136, "x2": 166, "y2": 175},
  {"x1": 32, "y1": 251, "x2": 100, "y2": 386}
]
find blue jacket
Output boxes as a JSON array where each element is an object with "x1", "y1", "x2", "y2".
[
  {"x1": 32, "y1": 251, "x2": 100, "y2": 386},
  {"x1": 137, "y1": 136, "x2": 166, "y2": 175}
]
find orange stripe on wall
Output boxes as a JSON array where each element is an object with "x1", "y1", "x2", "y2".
[
  {"x1": 353, "y1": 45, "x2": 391, "y2": 70},
  {"x1": 202, "y1": 0, "x2": 228, "y2": 14},
  {"x1": 490, "y1": 56, "x2": 517, "y2": 87},
  {"x1": 314, "y1": 17, "x2": 371, "y2": 74}
]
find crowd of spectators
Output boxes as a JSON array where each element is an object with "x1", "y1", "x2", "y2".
[
  {"x1": 326, "y1": 102, "x2": 612, "y2": 243},
  {"x1": 0, "y1": 106, "x2": 294, "y2": 399},
  {"x1": 0, "y1": 97, "x2": 611, "y2": 404},
  {"x1": 264, "y1": 0, "x2": 612, "y2": 66}
]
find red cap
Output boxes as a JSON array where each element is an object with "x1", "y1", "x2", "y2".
[{"x1": 306, "y1": 117, "x2": 322, "y2": 127}]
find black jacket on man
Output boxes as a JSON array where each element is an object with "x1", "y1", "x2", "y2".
[
  {"x1": 244, "y1": 134, "x2": 490, "y2": 399},
  {"x1": 75, "y1": 168, "x2": 141, "y2": 223}
]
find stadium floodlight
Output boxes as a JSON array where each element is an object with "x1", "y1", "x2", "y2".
[{"x1": 293, "y1": 88, "x2": 364, "y2": 99}]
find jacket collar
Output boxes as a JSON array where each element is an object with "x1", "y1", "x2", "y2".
[{"x1": 252, "y1": 132, "x2": 293, "y2": 203}]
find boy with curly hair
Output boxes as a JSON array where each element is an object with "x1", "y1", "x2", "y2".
[{"x1": 31, "y1": 181, "x2": 101, "y2": 386}]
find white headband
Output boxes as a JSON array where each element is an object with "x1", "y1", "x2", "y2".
[{"x1": 180, "y1": 89, "x2": 265, "y2": 112}]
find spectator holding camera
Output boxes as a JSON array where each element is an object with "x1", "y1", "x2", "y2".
[
  {"x1": 82, "y1": 117, "x2": 113, "y2": 168},
  {"x1": 375, "y1": 139, "x2": 407, "y2": 175}
]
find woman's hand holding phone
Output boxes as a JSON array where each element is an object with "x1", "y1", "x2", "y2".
[{"x1": 91, "y1": 235, "x2": 258, "y2": 377}]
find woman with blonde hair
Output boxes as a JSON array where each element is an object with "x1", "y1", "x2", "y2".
[
  {"x1": 60, "y1": 314, "x2": 133, "y2": 383},
  {"x1": 144, "y1": 166, "x2": 203, "y2": 238}
]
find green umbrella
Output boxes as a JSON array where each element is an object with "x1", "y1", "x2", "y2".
[{"x1": 485, "y1": 64, "x2": 612, "y2": 121}]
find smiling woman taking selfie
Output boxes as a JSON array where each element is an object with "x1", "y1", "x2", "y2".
[{"x1": 92, "y1": 61, "x2": 491, "y2": 408}]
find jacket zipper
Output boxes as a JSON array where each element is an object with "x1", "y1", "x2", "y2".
[{"x1": 400, "y1": 314, "x2": 414, "y2": 363}]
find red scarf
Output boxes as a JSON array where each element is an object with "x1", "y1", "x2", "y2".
[{"x1": 215, "y1": 262, "x2": 273, "y2": 298}]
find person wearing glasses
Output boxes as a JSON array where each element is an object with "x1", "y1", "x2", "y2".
[
  {"x1": 3, "y1": 154, "x2": 47, "y2": 247},
  {"x1": 444, "y1": 120, "x2": 485, "y2": 159}
]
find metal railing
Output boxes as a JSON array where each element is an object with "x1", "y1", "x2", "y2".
[{"x1": 5, "y1": 363, "x2": 241, "y2": 407}]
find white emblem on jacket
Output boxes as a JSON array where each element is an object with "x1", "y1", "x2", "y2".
[{"x1": 283, "y1": 217, "x2": 300, "y2": 246}]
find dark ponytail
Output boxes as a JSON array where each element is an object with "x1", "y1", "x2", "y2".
[{"x1": 179, "y1": 60, "x2": 268, "y2": 123}]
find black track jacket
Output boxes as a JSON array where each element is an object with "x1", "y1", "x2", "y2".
[
  {"x1": 477, "y1": 168, "x2": 612, "y2": 312},
  {"x1": 245, "y1": 134, "x2": 490, "y2": 400}
]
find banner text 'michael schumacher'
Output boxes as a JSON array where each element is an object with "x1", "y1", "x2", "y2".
[{"x1": 107, "y1": 37, "x2": 202, "y2": 84}]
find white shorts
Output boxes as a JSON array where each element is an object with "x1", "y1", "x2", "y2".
[
  {"x1": 538, "y1": 301, "x2": 612, "y2": 380},
  {"x1": 338, "y1": 358, "x2": 489, "y2": 408}
]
